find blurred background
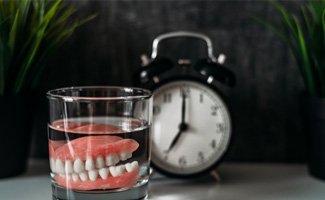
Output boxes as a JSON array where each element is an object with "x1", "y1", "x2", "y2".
[{"x1": 31, "y1": 0, "x2": 305, "y2": 163}]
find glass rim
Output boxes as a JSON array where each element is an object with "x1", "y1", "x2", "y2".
[{"x1": 47, "y1": 86, "x2": 152, "y2": 101}]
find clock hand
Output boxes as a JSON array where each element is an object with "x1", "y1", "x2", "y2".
[
  {"x1": 181, "y1": 89, "x2": 186, "y2": 124},
  {"x1": 166, "y1": 90, "x2": 188, "y2": 152},
  {"x1": 166, "y1": 128, "x2": 183, "y2": 153}
]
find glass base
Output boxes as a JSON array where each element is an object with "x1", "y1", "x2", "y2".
[{"x1": 52, "y1": 183, "x2": 148, "y2": 200}]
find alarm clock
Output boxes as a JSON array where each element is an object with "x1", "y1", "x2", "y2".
[{"x1": 136, "y1": 31, "x2": 236, "y2": 178}]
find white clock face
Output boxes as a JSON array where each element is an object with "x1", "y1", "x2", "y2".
[{"x1": 151, "y1": 80, "x2": 231, "y2": 175}]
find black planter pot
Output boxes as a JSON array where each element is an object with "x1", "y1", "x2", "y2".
[
  {"x1": 0, "y1": 95, "x2": 33, "y2": 178},
  {"x1": 301, "y1": 94, "x2": 325, "y2": 180},
  {"x1": 30, "y1": 94, "x2": 49, "y2": 158}
]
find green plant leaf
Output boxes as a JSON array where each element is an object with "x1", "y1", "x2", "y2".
[
  {"x1": 301, "y1": 6, "x2": 313, "y2": 40},
  {"x1": 270, "y1": 1, "x2": 298, "y2": 40},
  {"x1": 0, "y1": 0, "x2": 95, "y2": 94},
  {"x1": 31, "y1": 14, "x2": 97, "y2": 88},
  {"x1": 19, "y1": 0, "x2": 30, "y2": 25},
  {"x1": 323, "y1": 8, "x2": 325, "y2": 48},
  {"x1": 0, "y1": 33, "x2": 5, "y2": 95},
  {"x1": 51, "y1": 6, "x2": 77, "y2": 28},
  {"x1": 293, "y1": 16, "x2": 317, "y2": 96},
  {"x1": 253, "y1": 15, "x2": 290, "y2": 44},
  {"x1": 258, "y1": 0, "x2": 325, "y2": 97},
  {"x1": 309, "y1": 0, "x2": 325, "y2": 23},
  {"x1": 13, "y1": 0, "x2": 62, "y2": 93},
  {"x1": 8, "y1": 10, "x2": 20, "y2": 51},
  {"x1": 320, "y1": 7, "x2": 325, "y2": 96},
  {"x1": 0, "y1": 16, "x2": 9, "y2": 95}
]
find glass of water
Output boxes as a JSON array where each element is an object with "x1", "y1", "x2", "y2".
[{"x1": 47, "y1": 86, "x2": 152, "y2": 200}]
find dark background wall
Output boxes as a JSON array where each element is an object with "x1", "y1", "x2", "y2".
[{"x1": 31, "y1": 0, "x2": 306, "y2": 162}]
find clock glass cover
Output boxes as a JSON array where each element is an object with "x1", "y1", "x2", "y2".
[{"x1": 151, "y1": 80, "x2": 232, "y2": 176}]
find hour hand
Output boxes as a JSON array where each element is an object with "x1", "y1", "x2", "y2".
[
  {"x1": 166, "y1": 123, "x2": 188, "y2": 153},
  {"x1": 166, "y1": 129, "x2": 183, "y2": 153}
]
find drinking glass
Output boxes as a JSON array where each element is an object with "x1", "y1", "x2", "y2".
[{"x1": 47, "y1": 86, "x2": 152, "y2": 200}]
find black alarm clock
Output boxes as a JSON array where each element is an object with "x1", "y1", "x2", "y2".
[{"x1": 136, "y1": 31, "x2": 236, "y2": 178}]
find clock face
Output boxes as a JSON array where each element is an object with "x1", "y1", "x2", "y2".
[{"x1": 151, "y1": 80, "x2": 231, "y2": 176}]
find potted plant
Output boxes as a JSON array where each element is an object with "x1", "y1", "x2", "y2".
[
  {"x1": 0, "y1": 0, "x2": 94, "y2": 178},
  {"x1": 258, "y1": 1, "x2": 325, "y2": 180}
]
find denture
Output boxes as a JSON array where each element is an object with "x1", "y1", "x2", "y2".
[{"x1": 49, "y1": 121, "x2": 140, "y2": 190}]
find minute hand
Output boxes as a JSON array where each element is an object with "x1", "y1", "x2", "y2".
[
  {"x1": 181, "y1": 91, "x2": 186, "y2": 124},
  {"x1": 167, "y1": 91, "x2": 187, "y2": 152}
]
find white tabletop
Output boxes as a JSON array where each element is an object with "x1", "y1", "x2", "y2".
[{"x1": 0, "y1": 160, "x2": 324, "y2": 200}]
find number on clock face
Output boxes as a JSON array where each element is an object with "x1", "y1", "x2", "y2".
[
  {"x1": 180, "y1": 87, "x2": 190, "y2": 97},
  {"x1": 151, "y1": 80, "x2": 231, "y2": 175},
  {"x1": 163, "y1": 93, "x2": 172, "y2": 103}
]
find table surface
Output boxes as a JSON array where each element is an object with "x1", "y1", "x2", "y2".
[{"x1": 0, "y1": 160, "x2": 324, "y2": 200}]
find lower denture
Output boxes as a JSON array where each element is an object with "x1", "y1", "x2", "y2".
[
  {"x1": 52, "y1": 155, "x2": 140, "y2": 190},
  {"x1": 56, "y1": 168, "x2": 140, "y2": 190}
]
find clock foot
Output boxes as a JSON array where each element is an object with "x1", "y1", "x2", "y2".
[{"x1": 210, "y1": 169, "x2": 221, "y2": 182}]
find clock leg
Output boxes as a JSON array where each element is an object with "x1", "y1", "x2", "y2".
[{"x1": 210, "y1": 169, "x2": 222, "y2": 182}]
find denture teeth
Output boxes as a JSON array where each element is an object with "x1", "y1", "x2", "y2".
[
  {"x1": 50, "y1": 158, "x2": 56, "y2": 173},
  {"x1": 117, "y1": 165, "x2": 126, "y2": 174},
  {"x1": 85, "y1": 156, "x2": 95, "y2": 171},
  {"x1": 74, "y1": 158, "x2": 85, "y2": 173},
  {"x1": 105, "y1": 153, "x2": 119, "y2": 166},
  {"x1": 125, "y1": 161, "x2": 139, "y2": 173},
  {"x1": 79, "y1": 172, "x2": 88, "y2": 182},
  {"x1": 88, "y1": 170, "x2": 98, "y2": 181},
  {"x1": 99, "y1": 168, "x2": 109, "y2": 180},
  {"x1": 109, "y1": 165, "x2": 125, "y2": 177},
  {"x1": 72, "y1": 173, "x2": 79, "y2": 182},
  {"x1": 132, "y1": 161, "x2": 139, "y2": 168},
  {"x1": 65, "y1": 160, "x2": 73, "y2": 174},
  {"x1": 120, "y1": 151, "x2": 132, "y2": 161},
  {"x1": 66, "y1": 174, "x2": 72, "y2": 181},
  {"x1": 96, "y1": 156, "x2": 105, "y2": 169},
  {"x1": 109, "y1": 166, "x2": 118, "y2": 177},
  {"x1": 55, "y1": 159, "x2": 65, "y2": 174},
  {"x1": 125, "y1": 163, "x2": 131, "y2": 172}
]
